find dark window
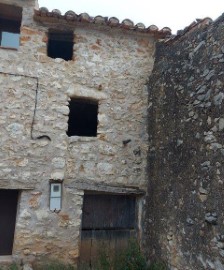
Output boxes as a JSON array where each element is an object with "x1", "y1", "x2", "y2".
[
  {"x1": 47, "y1": 31, "x2": 74, "y2": 61},
  {"x1": 67, "y1": 98, "x2": 98, "y2": 137},
  {"x1": 0, "y1": 4, "x2": 22, "y2": 49}
]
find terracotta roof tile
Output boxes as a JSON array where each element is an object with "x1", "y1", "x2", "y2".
[
  {"x1": 108, "y1": 17, "x2": 119, "y2": 26},
  {"x1": 94, "y1": 15, "x2": 107, "y2": 25},
  {"x1": 52, "y1": 9, "x2": 61, "y2": 17},
  {"x1": 34, "y1": 7, "x2": 172, "y2": 38},
  {"x1": 65, "y1": 11, "x2": 78, "y2": 21}
]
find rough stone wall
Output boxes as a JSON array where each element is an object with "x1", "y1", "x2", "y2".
[
  {"x1": 0, "y1": 0, "x2": 155, "y2": 265},
  {"x1": 65, "y1": 27, "x2": 153, "y2": 189},
  {"x1": 144, "y1": 14, "x2": 224, "y2": 270}
]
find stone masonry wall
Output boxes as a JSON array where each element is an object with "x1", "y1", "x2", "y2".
[
  {"x1": 144, "y1": 14, "x2": 224, "y2": 270},
  {"x1": 0, "y1": 0, "x2": 155, "y2": 265}
]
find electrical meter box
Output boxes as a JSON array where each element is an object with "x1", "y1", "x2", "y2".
[{"x1": 50, "y1": 183, "x2": 62, "y2": 211}]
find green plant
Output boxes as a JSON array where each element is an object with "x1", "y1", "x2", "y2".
[
  {"x1": 33, "y1": 261, "x2": 75, "y2": 270},
  {"x1": 148, "y1": 261, "x2": 167, "y2": 270},
  {"x1": 78, "y1": 239, "x2": 168, "y2": 270},
  {"x1": 113, "y1": 239, "x2": 147, "y2": 270},
  {"x1": 9, "y1": 264, "x2": 19, "y2": 270},
  {"x1": 96, "y1": 246, "x2": 111, "y2": 270},
  {"x1": 0, "y1": 265, "x2": 19, "y2": 270},
  {"x1": 82, "y1": 238, "x2": 148, "y2": 270}
]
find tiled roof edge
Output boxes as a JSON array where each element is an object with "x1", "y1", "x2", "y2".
[
  {"x1": 33, "y1": 7, "x2": 172, "y2": 38},
  {"x1": 164, "y1": 17, "x2": 213, "y2": 43}
]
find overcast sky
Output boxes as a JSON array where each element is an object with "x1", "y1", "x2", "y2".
[{"x1": 38, "y1": 0, "x2": 224, "y2": 34}]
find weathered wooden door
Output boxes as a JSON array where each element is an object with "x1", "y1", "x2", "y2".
[
  {"x1": 0, "y1": 190, "x2": 18, "y2": 255},
  {"x1": 80, "y1": 194, "x2": 136, "y2": 266}
]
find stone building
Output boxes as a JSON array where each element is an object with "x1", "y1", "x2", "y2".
[
  {"x1": 0, "y1": 0, "x2": 170, "y2": 267},
  {"x1": 1, "y1": 0, "x2": 224, "y2": 269}
]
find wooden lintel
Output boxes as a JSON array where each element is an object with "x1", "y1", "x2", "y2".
[
  {"x1": 65, "y1": 180, "x2": 145, "y2": 195},
  {"x1": 0, "y1": 180, "x2": 35, "y2": 190}
]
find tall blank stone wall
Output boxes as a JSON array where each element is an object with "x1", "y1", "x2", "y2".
[{"x1": 144, "y1": 14, "x2": 224, "y2": 270}]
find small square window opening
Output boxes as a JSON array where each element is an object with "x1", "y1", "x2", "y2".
[
  {"x1": 67, "y1": 98, "x2": 98, "y2": 137},
  {"x1": 47, "y1": 31, "x2": 74, "y2": 61},
  {"x1": 0, "y1": 4, "x2": 22, "y2": 49}
]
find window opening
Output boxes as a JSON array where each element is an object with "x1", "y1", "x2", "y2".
[
  {"x1": 0, "y1": 4, "x2": 22, "y2": 49},
  {"x1": 47, "y1": 31, "x2": 74, "y2": 61},
  {"x1": 67, "y1": 98, "x2": 98, "y2": 137}
]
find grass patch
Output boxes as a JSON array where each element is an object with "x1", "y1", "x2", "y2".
[
  {"x1": 113, "y1": 239, "x2": 148, "y2": 270},
  {"x1": 78, "y1": 238, "x2": 155, "y2": 270},
  {"x1": 0, "y1": 264, "x2": 19, "y2": 270},
  {"x1": 148, "y1": 261, "x2": 167, "y2": 270},
  {"x1": 33, "y1": 261, "x2": 75, "y2": 270}
]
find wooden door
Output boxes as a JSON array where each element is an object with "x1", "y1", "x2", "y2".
[
  {"x1": 79, "y1": 194, "x2": 136, "y2": 266},
  {"x1": 0, "y1": 190, "x2": 18, "y2": 255}
]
